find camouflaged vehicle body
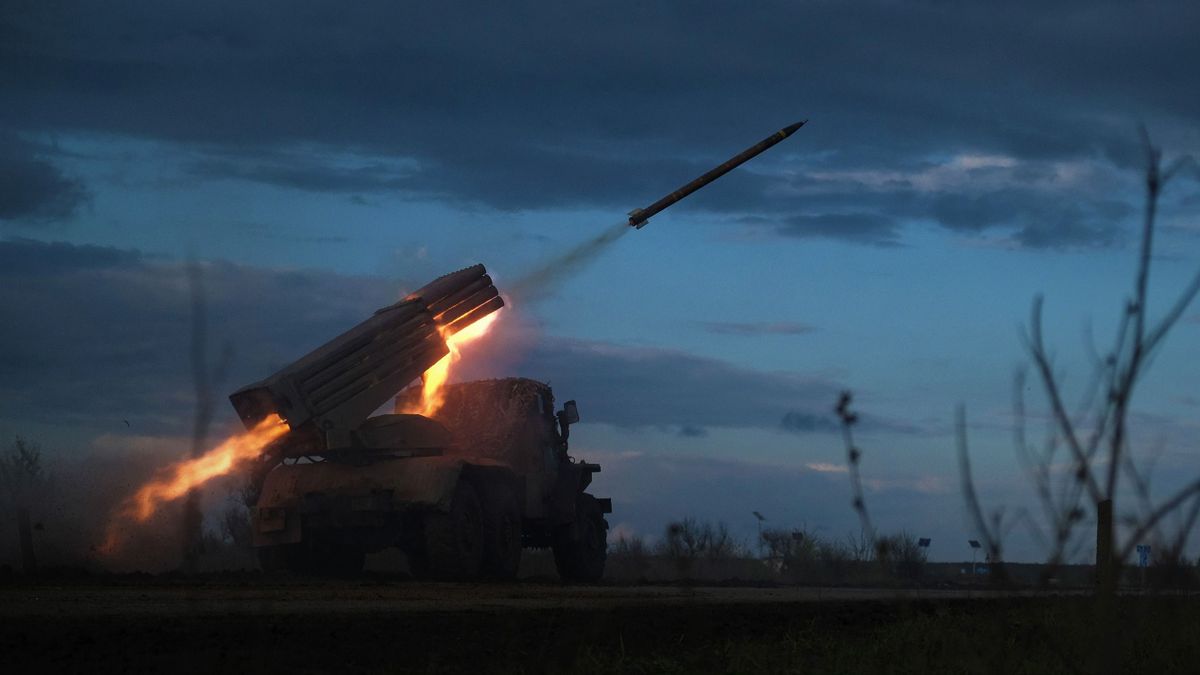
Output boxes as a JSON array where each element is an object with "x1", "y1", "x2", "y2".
[{"x1": 251, "y1": 378, "x2": 609, "y2": 569}]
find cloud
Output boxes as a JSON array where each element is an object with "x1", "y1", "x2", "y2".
[
  {"x1": 186, "y1": 157, "x2": 415, "y2": 195},
  {"x1": 930, "y1": 188, "x2": 1130, "y2": 249},
  {"x1": 512, "y1": 337, "x2": 841, "y2": 430},
  {"x1": 699, "y1": 320, "x2": 816, "y2": 336},
  {"x1": 774, "y1": 213, "x2": 902, "y2": 247},
  {"x1": 805, "y1": 462, "x2": 848, "y2": 474},
  {"x1": 1, "y1": 0, "x2": 1195, "y2": 225},
  {"x1": 0, "y1": 133, "x2": 88, "y2": 224},
  {"x1": 0, "y1": 239, "x2": 398, "y2": 435},
  {"x1": 780, "y1": 411, "x2": 839, "y2": 433},
  {"x1": 0, "y1": 239, "x2": 845, "y2": 437}
]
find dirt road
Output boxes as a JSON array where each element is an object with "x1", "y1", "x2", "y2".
[
  {"x1": 0, "y1": 580, "x2": 1109, "y2": 673},
  {"x1": 0, "y1": 580, "x2": 1038, "y2": 617}
]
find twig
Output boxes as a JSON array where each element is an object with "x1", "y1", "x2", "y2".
[
  {"x1": 956, "y1": 406, "x2": 1001, "y2": 560},
  {"x1": 1024, "y1": 299, "x2": 1103, "y2": 503},
  {"x1": 835, "y1": 392, "x2": 874, "y2": 541},
  {"x1": 1119, "y1": 477, "x2": 1200, "y2": 561}
]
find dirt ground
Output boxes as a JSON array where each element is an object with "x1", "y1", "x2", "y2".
[
  {"x1": 2, "y1": 577, "x2": 1125, "y2": 674},
  {"x1": 0, "y1": 580, "x2": 1040, "y2": 616}
]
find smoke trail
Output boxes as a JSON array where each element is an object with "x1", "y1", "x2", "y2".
[{"x1": 508, "y1": 220, "x2": 630, "y2": 301}]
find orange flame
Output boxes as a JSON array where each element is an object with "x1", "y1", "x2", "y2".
[
  {"x1": 99, "y1": 414, "x2": 289, "y2": 554},
  {"x1": 404, "y1": 310, "x2": 501, "y2": 418}
]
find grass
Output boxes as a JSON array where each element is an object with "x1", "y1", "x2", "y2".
[
  {"x1": 4, "y1": 584, "x2": 1199, "y2": 673},
  {"x1": 567, "y1": 597, "x2": 1200, "y2": 674}
]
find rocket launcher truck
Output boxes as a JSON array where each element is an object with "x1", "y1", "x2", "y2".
[
  {"x1": 229, "y1": 265, "x2": 610, "y2": 580},
  {"x1": 226, "y1": 122, "x2": 805, "y2": 580}
]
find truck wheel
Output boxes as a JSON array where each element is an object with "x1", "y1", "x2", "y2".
[
  {"x1": 423, "y1": 480, "x2": 484, "y2": 580},
  {"x1": 480, "y1": 484, "x2": 522, "y2": 580},
  {"x1": 553, "y1": 493, "x2": 608, "y2": 583}
]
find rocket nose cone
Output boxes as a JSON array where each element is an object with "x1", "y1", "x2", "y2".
[{"x1": 781, "y1": 120, "x2": 807, "y2": 136}]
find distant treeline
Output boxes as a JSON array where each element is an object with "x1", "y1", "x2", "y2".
[{"x1": 599, "y1": 518, "x2": 1200, "y2": 589}]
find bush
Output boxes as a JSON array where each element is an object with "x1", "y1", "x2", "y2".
[
  {"x1": 608, "y1": 533, "x2": 651, "y2": 578},
  {"x1": 1145, "y1": 551, "x2": 1198, "y2": 590},
  {"x1": 874, "y1": 531, "x2": 927, "y2": 582},
  {"x1": 659, "y1": 518, "x2": 746, "y2": 577}
]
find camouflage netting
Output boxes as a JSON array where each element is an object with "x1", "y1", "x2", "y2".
[{"x1": 401, "y1": 378, "x2": 550, "y2": 472}]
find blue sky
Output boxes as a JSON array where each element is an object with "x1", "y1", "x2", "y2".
[{"x1": 2, "y1": 0, "x2": 1199, "y2": 565}]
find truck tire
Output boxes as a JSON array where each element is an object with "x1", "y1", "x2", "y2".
[
  {"x1": 480, "y1": 483, "x2": 522, "y2": 580},
  {"x1": 422, "y1": 480, "x2": 484, "y2": 580},
  {"x1": 552, "y1": 493, "x2": 608, "y2": 583}
]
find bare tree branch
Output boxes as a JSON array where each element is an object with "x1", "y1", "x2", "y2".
[
  {"x1": 1143, "y1": 269, "x2": 1200, "y2": 359},
  {"x1": 957, "y1": 406, "x2": 1001, "y2": 561},
  {"x1": 1024, "y1": 297, "x2": 1103, "y2": 503},
  {"x1": 835, "y1": 392, "x2": 874, "y2": 542}
]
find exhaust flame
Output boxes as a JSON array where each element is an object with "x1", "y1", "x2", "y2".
[
  {"x1": 404, "y1": 310, "x2": 501, "y2": 418},
  {"x1": 100, "y1": 414, "x2": 289, "y2": 553}
]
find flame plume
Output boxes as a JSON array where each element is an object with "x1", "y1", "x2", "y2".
[
  {"x1": 101, "y1": 306, "x2": 499, "y2": 555},
  {"x1": 100, "y1": 414, "x2": 288, "y2": 553},
  {"x1": 405, "y1": 310, "x2": 501, "y2": 418}
]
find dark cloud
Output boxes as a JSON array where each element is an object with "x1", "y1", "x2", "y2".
[
  {"x1": 677, "y1": 425, "x2": 708, "y2": 438},
  {"x1": 774, "y1": 213, "x2": 903, "y2": 247},
  {"x1": 189, "y1": 146, "x2": 705, "y2": 212},
  {"x1": 1, "y1": 0, "x2": 1196, "y2": 223},
  {"x1": 780, "y1": 411, "x2": 839, "y2": 434},
  {"x1": 1011, "y1": 219, "x2": 1121, "y2": 250},
  {"x1": 699, "y1": 320, "x2": 816, "y2": 336},
  {"x1": 734, "y1": 171, "x2": 1137, "y2": 249},
  {"x1": 0, "y1": 239, "x2": 398, "y2": 434},
  {"x1": 0, "y1": 237, "x2": 138, "y2": 275},
  {"x1": 930, "y1": 189, "x2": 1130, "y2": 248},
  {"x1": 513, "y1": 337, "x2": 840, "y2": 431},
  {"x1": 0, "y1": 239, "x2": 844, "y2": 436},
  {"x1": 233, "y1": 222, "x2": 351, "y2": 245},
  {"x1": 186, "y1": 158, "x2": 413, "y2": 195},
  {"x1": 0, "y1": 133, "x2": 88, "y2": 224}
]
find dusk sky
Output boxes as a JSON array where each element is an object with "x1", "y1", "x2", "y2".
[{"x1": 2, "y1": 0, "x2": 1199, "y2": 564}]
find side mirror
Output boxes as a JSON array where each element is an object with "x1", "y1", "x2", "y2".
[{"x1": 560, "y1": 400, "x2": 580, "y2": 425}]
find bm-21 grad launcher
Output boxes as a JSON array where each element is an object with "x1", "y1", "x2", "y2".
[
  {"x1": 229, "y1": 264, "x2": 503, "y2": 480},
  {"x1": 229, "y1": 264, "x2": 609, "y2": 581}
]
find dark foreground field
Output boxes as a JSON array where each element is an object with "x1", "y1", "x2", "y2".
[{"x1": 2, "y1": 577, "x2": 1198, "y2": 674}]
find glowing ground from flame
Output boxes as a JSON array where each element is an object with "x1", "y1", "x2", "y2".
[
  {"x1": 99, "y1": 414, "x2": 289, "y2": 553},
  {"x1": 406, "y1": 310, "x2": 501, "y2": 418}
]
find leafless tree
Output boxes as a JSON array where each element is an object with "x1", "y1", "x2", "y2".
[
  {"x1": 659, "y1": 517, "x2": 745, "y2": 576},
  {"x1": 836, "y1": 133, "x2": 1198, "y2": 589},
  {"x1": 0, "y1": 437, "x2": 47, "y2": 573},
  {"x1": 949, "y1": 129, "x2": 1200, "y2": 675},
  {"x1": 983, "y1": 133, "x2": 1200, "y2": 593},
  {"x1": 608, "y1": 534, "x2": 651, "y2": 578},
  {"x1": 832, "y1": 132, "x2": 1196, "y2": 673}
]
